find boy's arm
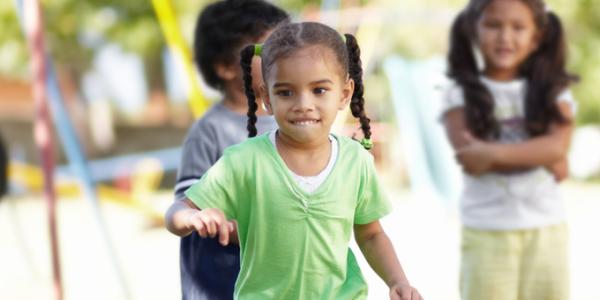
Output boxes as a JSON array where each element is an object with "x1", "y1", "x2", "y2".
[{"x1": 354, "y1": 221, "x2": 421, "y2": 299}]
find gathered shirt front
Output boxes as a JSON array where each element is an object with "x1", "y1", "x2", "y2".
[{"x1": 185, "y1": 133, "x2": 392, "y2": 299}]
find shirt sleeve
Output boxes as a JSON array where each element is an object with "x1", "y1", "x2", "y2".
[
  {"x1": 556, "y1": 88, "x2": 578, "y2": 115},
  {"x1": 174, "y1": 123, "x2": 218, "y2": 202},
  {"x1": 184, "y1": 152, "x2": 238, "y2": 220},
  {"x1": 438, "y1": 83, "x2": 465, "y2": 121},
  {"x1": 354, "y1": 153, "x2": 393, "y2": 224}
]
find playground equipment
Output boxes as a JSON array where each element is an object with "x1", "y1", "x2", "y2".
[
  {"x1": 151, "y1": 0, "x2": 211, "y2": 118},
  {"x1": 8, "y1": 159, "x2": 166, "y2": 220},
  {"x1": 383, "y1": 55, "x2": 462, "y2": 202},
  {"x1": 14, "y1": 0, "x2": 156, "y2": 297},
  {"x1": 20, "y1": 0, "x2": 64, "y2": 298}
]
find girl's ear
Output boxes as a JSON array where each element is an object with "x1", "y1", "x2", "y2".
[
  {"x1": 214, "y1": 62, "x2": 238, "y2": 81},
  {"x1": 339, "y1": 77, "x2": 354, "y2": 111},
  {"x1": 258, "y1": 85, "x2": 273, "y2": 115}
]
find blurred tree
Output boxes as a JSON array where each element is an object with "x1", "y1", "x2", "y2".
[
  {"x1": 279, "y1": 0, "x2": 319, "y2": 11},
  {"x1": 569, "y1": 0, "x2": 600, "y2": 125},
  {"x1": 0, "y1": 0, "x2": 598, "y2": 123},
  {"x1": 0, "y1": 0, "x2": 29, "y2": 78},
  {"x1": 0, "y1": 0, "x2": 208, "y2": 87}
]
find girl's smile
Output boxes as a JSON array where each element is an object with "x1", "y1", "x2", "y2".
[{"x1": 290, "y1": 118, "x2": 320, "y2": 126}]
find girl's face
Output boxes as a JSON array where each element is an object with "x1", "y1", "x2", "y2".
[
  {"x1": 261, "y1": 45, "x2": 353, "y2": 146},
  {"x1": 476, "y1": 0, "x2": 540, "y2": 80}
]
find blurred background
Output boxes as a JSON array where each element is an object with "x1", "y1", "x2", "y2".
[{"x1": 0, "y1": 0, "x2": 598, "y2": 299}]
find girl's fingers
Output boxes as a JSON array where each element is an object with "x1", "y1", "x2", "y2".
[
  {"x1": 202, "y1": 213, "x2": 219, "y2": 237},
  {"x1": 399, "y1": 289, "x2": 410, "y2": 300},
  {"x1": 190, "y1": 209, "x2": 233, "y2": 242},
  {"x1": 187, "y1": 213, "x2": 208, "y2": 237},
  {"x1": 205, "y1": 209, "x2": 229, "y2": 240},
  {"x1": 411, "y1": 289, "x2": 422, "y2": 300},
  {"x1": 210, "y1": 217, "x2": 219, "y2": 238},
  {"x1": 198, "y1": 225, "x2": 208, "y2": 237},
  {"x1": 190, "y1": 218, "x2": 206, "y2": 237},
  {"x1": 196, "y1": 219, "x2": 209, "y2": 237},
  {"x1": 218, "y1": 219, "x2": 230, "y2": 246}
]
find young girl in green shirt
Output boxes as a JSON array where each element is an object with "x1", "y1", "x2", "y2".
[{"x1": 165, "y1": 22, "x2": 421, "y2": 300}]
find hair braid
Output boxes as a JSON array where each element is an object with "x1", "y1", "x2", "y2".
[
  {"x1": 344, "y1": 33, "x2": 371, "y2": 140},
  {"x1": 240, "y1": 45, "x2": 259, "y2": 137}
]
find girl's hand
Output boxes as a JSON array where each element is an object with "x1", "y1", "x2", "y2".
[
  {"x1": 455, "y1": 132, "x2": 495, "y2": 176},
  {"x1": 546, "y1": 158, "x2": 569, "y2": 182},
  {"x1": 389, "y1": 282, "x2": 422, "y2": 300},
  {"x1": 185, "y1": 208, "x2": 235, "y2": 246}
]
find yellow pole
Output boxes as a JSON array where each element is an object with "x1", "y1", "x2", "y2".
[{"x1": 151, "y1": 0, "x2": 209, "y2": 118}]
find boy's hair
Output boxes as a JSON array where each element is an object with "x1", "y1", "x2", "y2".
[
  {"x1": 448, "y1": 0, "x2": 578, "y2": 139},
  {"x1": 193, "y1": 0, "x2": 289, "y2": 90},
  {"x1": 240, "y1": 22, "x2": 371, "y2": 148}
]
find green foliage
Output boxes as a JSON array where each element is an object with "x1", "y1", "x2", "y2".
[
  {"x1": 569, "y1": 0, "x2": 600, "y2": 124},
  {"x1": 277, "y1": 0, "x2": 320, "y2": 12},
  {"x1": 0, "y1": 0, "x2": 208, "y2": 80},
  {"x1": 0, "y1": 1, "x2": 29, "y2": 78},
  {"x1": 0, "y1": 0, "x2": 597, "y2": 123},
  {"x1": 42, "y1": 0, "x2": 164, "y2": 77}
]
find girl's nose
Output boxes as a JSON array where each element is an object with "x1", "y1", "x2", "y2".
[
  {"x1": 294, "y1": 93, "x2": 315, "y2": 111},
  {"x1": 499, "y1": 27, "x2": 511, "y2": 42}
]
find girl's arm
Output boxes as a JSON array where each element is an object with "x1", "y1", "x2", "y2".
[
  {"x1": 443, "y1": 102, "x2": 574, "y2": 175},
  {"x1": 442, "y1": 108, "x2": 472, "y2": 150},
  {"x1": 354, "y1": 221, "x2": 422, "y2": 300},
  {"x1": 165, "y1": 198, "x2": 236, "y2": 246}
]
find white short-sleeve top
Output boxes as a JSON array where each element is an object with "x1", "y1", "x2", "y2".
[{"x1": 441, "y1": 76, "x2": 576, "y2": 230}]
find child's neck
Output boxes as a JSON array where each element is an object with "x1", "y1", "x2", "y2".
[
  {"x1": 275, "y1": 132, "x2": 332, "y2": 177},
  {"x1": 483, "y1": 68, "x2": 519, "y2": 82}
]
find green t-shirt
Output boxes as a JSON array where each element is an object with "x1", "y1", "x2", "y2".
[{"x1": 185, "y1": 133, "x2": 392, "y2": 299}]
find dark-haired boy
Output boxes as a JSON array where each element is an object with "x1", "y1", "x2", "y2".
[{"x1": 172, "y1": 1, "x2": 289, "y2": 299}]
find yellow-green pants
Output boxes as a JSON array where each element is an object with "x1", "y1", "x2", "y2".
[{"x1": 460, "y1": 223, "x2": 569, "y2": 300}]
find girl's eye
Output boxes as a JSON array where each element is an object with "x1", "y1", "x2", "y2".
[
  {"x1": 313, "y1": 87, "x2": 327, "y2": 95},
  {"x1": 484, "y1": 21, "x2": 500, "y2": 29},
  {"x1": 276, "y1": 90, "x2": 293, "y2": 97}
]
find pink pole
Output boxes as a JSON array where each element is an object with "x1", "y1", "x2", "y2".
[{"x1": 23, "y1": 0, "x2": 63, "y2": 299}]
